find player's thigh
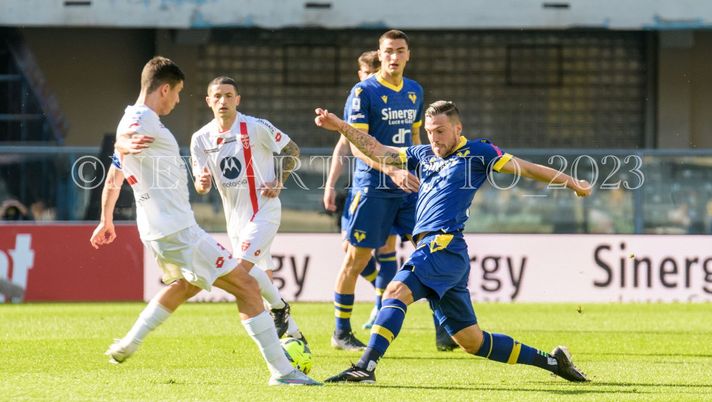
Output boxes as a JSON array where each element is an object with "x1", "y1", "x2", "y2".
[
  {"x1": 147, "y1": 226, "x2": 236, "y2": 291},
  {"x1": 392, "y1": 193, "x2": 416, "y2": 242},
  {"x1": 344, "y1": 192, "x2": 399, "y2": 249},
  {"x1": 231, "y1": 218, "x2": 279, "y2": 271}
]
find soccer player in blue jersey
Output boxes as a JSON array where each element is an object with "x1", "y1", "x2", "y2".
[
  {"x1": 328, "y1": 30, "x2": 425, "y2": 351},
  {"x1": 314, "y1": 100, "x2": 591, "y2": 383}
]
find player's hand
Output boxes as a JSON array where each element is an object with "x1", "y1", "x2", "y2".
[
  {"x1": 323, "y1": 186, "x2": 337, "y2": 211},
  {"x1": 314, "y1": 108, "x2": 344, "y2": 133},
  {"x1": 90, "y1": 221, "x2": 117, "y2": 249},
  {"x1": 388, "y1": 168, "x2": 420, "y2": 193},
  {"x1": 573, "y1": 179, "x2": 592, "y2": 197},
  {"x1": 196, "y1": 167, "x2": 212, "y2": 194},
  {"x1": 261, "y1": 180, "x2": 283, "y2": 198},
  {"x1": 115, "y1": 131, "x2": 154, "y2": 155}
]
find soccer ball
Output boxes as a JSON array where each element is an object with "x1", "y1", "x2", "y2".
[{"x1": 280, "y1": 337, "x2": 313, "y2": 374}]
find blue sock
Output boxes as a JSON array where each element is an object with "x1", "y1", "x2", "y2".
[
  {"x1": 475, "y1": 331, "x2": 558, "y2": 373},
  {"x1": 375, "y1": 252, "x2": 397, "y2": 310},
  {"x1": 334, "y1": 293, "x2": 355, "y2": 335},
  {"x1": 357, "y1": 298, "x2": 407, "y2": 371},
  {"x1": 359, "y1": 257, "x2": 377, "y2": 287}
]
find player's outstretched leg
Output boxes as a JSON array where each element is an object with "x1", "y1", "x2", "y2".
[
  {"x1": 460, "y1": 328, "x2": 589, "y2": 382},
  {"x1": 248, "y1": 266, "x2": 294, "y2": 338},
  {"x1": 326, "y1": 297, "x2": 408, "y2": 383},
  {"x1": 105, "y1": 280, "x2": 199, "y2": 364},
  {"x1": 217, "y1": 264, "x2": 322, "y2": 386}
]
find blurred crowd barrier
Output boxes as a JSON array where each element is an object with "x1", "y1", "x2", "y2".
[{"x1": 1, "y1": 146, "x2": 712, "y2": 235}]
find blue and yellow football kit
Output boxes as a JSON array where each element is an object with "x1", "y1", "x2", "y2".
[{"x1": 342, "y1": 74, "x2": 424, "y2": 249}]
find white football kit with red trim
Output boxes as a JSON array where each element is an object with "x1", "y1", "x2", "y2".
[{"x1": 190, "y1": 113, "x2": 291, "y2": 269}]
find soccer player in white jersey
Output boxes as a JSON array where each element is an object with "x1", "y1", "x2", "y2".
[
  {"x1": 190, "y1": 76, "x2": 306, "y2": 342},
  {"x1": 89, "y1": 56, "x2": 320, "y2": 386}
]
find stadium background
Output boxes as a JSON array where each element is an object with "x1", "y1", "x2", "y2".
[{"x1": 1, "y1": 0, "x2": 712, "y2": 303}]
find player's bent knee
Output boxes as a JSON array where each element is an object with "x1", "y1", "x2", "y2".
[
  {"x1": 383, "y1": 281, "x2": 413, "y2": 304},
  {"x1": 452, "y1": 325, "x2": 484, "y2": 354}
]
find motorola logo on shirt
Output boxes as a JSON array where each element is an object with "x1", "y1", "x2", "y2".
[{"x1": 220, "y1": 157, "x2": 242, "y2": 179}]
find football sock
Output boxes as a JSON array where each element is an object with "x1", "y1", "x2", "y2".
[
  {"x1": 334, "y1": 293, "x2": 355, "y2": 335},
  {"x1": 286, "y1": 316, "x2": 300, "y2": 337},
  {"x1": 123, "y1": 299, "x2": 171, "y2": 345},
  {"x1": 357, "y1": 298, "x2": 407, "y2": 371},
  {"x1": 249, "y1": 267, "x2": 285, "y2": 309},
  {"x1": 374, "y1": 252, "x2": 397, "y2": 310},
  {"x1": 242, "y1": 311, "x2": 294, "y2": 376},
  {"x1": 474, "y1": 331, "x2": 559, "y2": 373},
  {"x1": 359, "y1": 257, "x2": 378, "y2": 287}
]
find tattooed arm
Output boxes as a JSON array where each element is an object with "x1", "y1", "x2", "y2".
[
  {"x1": 262, "y1": 139, "x2": 300, "y2": 198},
  {"x1": 314, "y1": 108, "x2": 405, "y2": 168}
]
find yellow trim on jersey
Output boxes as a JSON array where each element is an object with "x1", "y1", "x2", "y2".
[
  {"x1": 398, "y1": 147, "x2": 408, "y2": 164},
  {"x1": 429, "y1": 234, "x2": 454, "y2": 253},
  {"x1": 350, "y1": 123, "x2": 369, "y2": 131},
  {"x1": 412, "y1": 120, "x2": 422, "y2": 129},
  {"x1": 493, "y1": 153, "x2": 514, "y2": 172},
  {"x1": 349, "y1": 191, "x2": 362, "y2": 215},
  {"x1": 376, "y1": 73, "x2": 404, "y2": 92},
  {"x1": 372, "y1": 324, "x2": 395, "y2": 343},
  {"x1": 334, "y1": 310, "x2": 352, "y2": 319},
  {"x1": 507, "y1": 342, "x2": 522, "y2": 364},
  {"x1": 444, "y1": 136, "x2": 468, "y2": 158}
]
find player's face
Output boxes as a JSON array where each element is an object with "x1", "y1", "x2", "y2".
[
  {"x1": 206, "y1": 84, "x2": 241, "y2": 119},
  {"x1": 358, "y1": 62, "x2": 377, "y2": 81},
  {"x1": 159, "y1": 81, "x2": 183, "y2": 116},
  {"x1": 378, "y1": 38, "x2": 409, "y2": 77},
  {"x1": 425, "y1": 114, "x2": 462, "y2": 158}
]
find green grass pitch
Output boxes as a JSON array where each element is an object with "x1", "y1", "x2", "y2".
[{"x1": 1, "y1": 302, "x2": 711, "y2": 401}]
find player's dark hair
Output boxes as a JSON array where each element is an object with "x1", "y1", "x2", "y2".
[
  {"x1": 358, "y1": 50, "x2": 380, "y2": 71},
  {"x1": 425, "y1": 100, "x2": 461, "y2": 122},
  {"x1": 379, "y1": 29, "x2": 409, "y2": 47},
  {"x1": 207, "y1": 76, "x2": 240, "y2": 95},
  {"x1": 141, "y1": 56, "x2": 185, "y2": 94}
]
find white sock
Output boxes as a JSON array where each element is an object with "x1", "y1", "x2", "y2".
[
  {"x1": 242, "y1": 311, "x2": 294, "y2": 377},
  {"x1": 123, "y1": 300, "x2": 171, "y2": 345},
  {"x1": 249, "y1": 267, "x2": 285, "y2": 309},
  {"x1": 286, "y1": 316, "x2": 300, "y2": 337}
]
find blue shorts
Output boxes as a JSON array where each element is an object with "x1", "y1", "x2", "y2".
[
  {"x1": 393, "y1": 232, "x2": 476, "y2": 335},
  {"x1": 344, "y1": 189, "x2": 415, "y2": 249}
]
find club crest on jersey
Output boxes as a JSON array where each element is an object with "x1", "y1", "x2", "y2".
[
  {"x1": 381, "y1": 95, "x2": 388, "y2": 104},
  {"x1": 353, "y1": 230, "x2": 367, "y2": 243},
  {"x1": 241, "y1": 241, "x2": 251, "y2": 252},
  {"x1": 219, "y1": 157, "x2": 242, "y2": 179},
  {"x1": 408, "y1": 92, "x2": 417, "y2": 104},
  {"x1": 354, "y1": 87, "x2": 363, "y2": 97},
  {"x1": 241, "y1": 135, "x2": 250, "y2": 149},
  {"x1": 216, "y1": 137, "x2": 224, "y2": 145}
]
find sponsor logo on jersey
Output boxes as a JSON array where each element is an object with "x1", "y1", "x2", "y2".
[
  {"x1": 349, "y1": 113, "x2": 365, "y2": 121},
  {"x1": 219, "y1": 157, "x2": 242, "y2": 179},
  {"x1": 381, "y1": 108, "x2": 417, "y2": 125}
]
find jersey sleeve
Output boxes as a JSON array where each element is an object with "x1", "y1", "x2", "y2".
[
  {"x1": 411, "y1": 84, "x2": 425, "y2": 131},
  {"x1": 401, "y1": 145, "x2": 427, "y2": 171},
  {"x1": 343, "y1": 84, "x2": 370, "y2": 132},
  {"x1": 189, "y1": 134, "x2": 209, "y2": 177},
  {"x1": 471, "y1": 139, "x2": 513, "y2": 172},
  {"x1": 255, "y1": 118, "x2": 292, "y2": 153}
]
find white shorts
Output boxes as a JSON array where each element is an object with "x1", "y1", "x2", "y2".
[
  {"x1": 144, "y1": 225, "x2": 237, "y2": 290},
  {"x1": 229, "y1": 215, "x2": 279, "y2": 272}
]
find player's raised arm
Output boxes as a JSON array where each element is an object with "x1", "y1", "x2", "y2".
[
  {"x1": 498, "y1": 156, "x2": 592, "y2": 197},
  {"x1": 314, "y1": 108, "x2": 405, "y2": 168},
  {"x1": 90, "y1": 164, "x2": 124, "y2": 249}
]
